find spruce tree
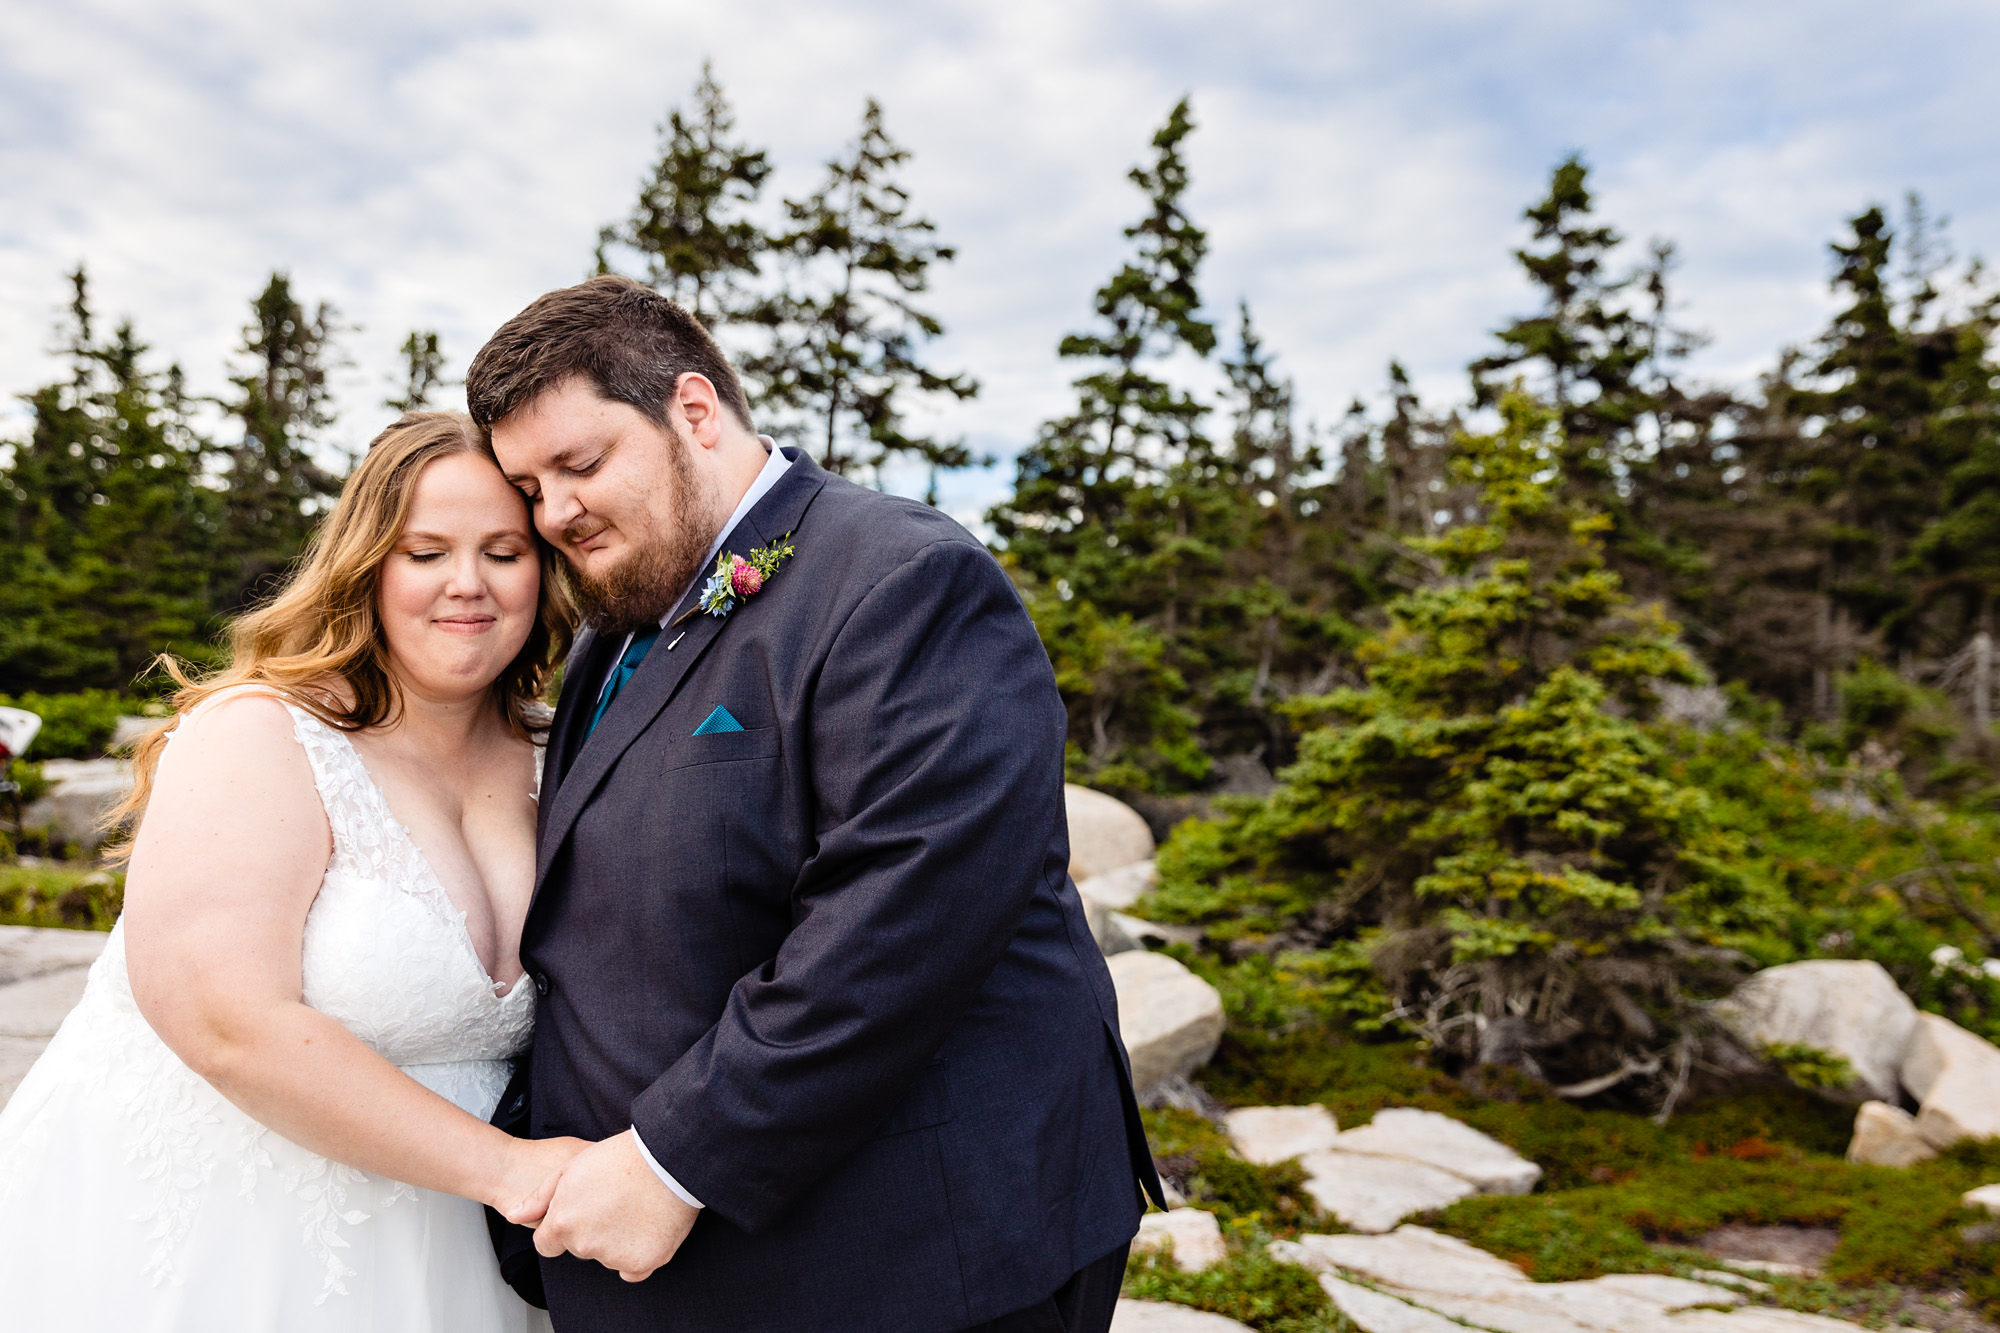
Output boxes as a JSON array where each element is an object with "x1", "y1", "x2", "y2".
[
  {"x1": 386, "y1": 330, "x2": 449, "y2": 412},
  {"x1": 596, "y1": 62, "x2": 771, "y2": 330},
  {"x1": 217, "y1": 273, "x2": 344, "y2": 612},
  {"x1": 1147, "y1": 392, "x2": 1776, "y2": 1105},
  {"x1": 746, "y1": 99, "x2": 976, "y2": 484},
  {"x1": 992, "y1": 97, "x2": 1216, "y2": 604},
  {"x1": 0, "y1": 269, "x2": 219, "y2": 691},
  {"x1": 1471, "y1": 155, "x2": 1657, "y2": 503}
]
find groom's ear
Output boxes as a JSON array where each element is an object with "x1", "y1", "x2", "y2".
[{"x1": 671, "y1": 373, "x2": 728, "y2": 451}]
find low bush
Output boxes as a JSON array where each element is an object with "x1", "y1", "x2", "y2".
[
  {"x1": 0, "y1": 863, "x2": 123, "y2": 929},
  {"x1": 0, "y1": 690, "x2": 148, "y2": 760}
]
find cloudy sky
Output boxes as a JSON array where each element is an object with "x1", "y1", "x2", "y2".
[{"x1": 4, "y1": 0, "x2": 1997, "y2": 523}]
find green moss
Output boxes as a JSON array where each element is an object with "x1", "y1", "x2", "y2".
[
  {"x1": 1123, "y1": 1229, "x2": 1354, "y2": 1333},
  {"x1": 1429, "y1": 1138, "x2": 2000, "y2": 1315},
  {"x1": 0, "y1": 863, "x2": 122, "y2": 929},
  {"x1": 1143, "y1": 1107, "x2": 1328, "y2": 1233},
  {"x1": 1131, "y1": 1020, "x2": 2000, "y2": 1322}
]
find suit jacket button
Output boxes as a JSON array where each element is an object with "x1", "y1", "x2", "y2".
[{"x1": 532, "y1": 971, "x2": 551, "y2": 998}]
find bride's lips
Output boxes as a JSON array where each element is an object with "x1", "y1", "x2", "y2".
[{"x1": 434, "y1": 614, "x2": 497, "y2": 635}]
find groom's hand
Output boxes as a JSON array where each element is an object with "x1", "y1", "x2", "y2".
[{"x1": 517, "y1": 1130, "x2": 697, "y2": 1282}]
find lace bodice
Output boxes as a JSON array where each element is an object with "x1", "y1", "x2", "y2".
[
  {"x1": 0, "y1": 691, "x2": 540, "y2": 1302},
  {"x1": 288, "y1": 701, "x2": 536, "y2": 1072}
]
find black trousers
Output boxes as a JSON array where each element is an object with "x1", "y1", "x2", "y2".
[{"x1": 959, "y1": 1242, "x2": 1131, "y2": 1333}]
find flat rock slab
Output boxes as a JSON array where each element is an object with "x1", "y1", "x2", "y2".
[
  {"x1": 1225, "y1": 1104, "x2": 1340, "y2": 1165},
  {"x1": 1297, "y1": 1150, "x2": 1476, "y2": 1233},
  {"x1": 1317, "y1": 1275, "x2": 1471, "y2": 1333},
  {"x1": 0, "y1": 966, "x2": 93, "y2": 1039},
  {"x1": 22, "y1": 759, "x2": 132, "y2": 853},
  {"x1": 1276, "y1": 1226, "x2": 1858, "y2": 1333},
  {"x1": 1275, "y1": 1225, "x2": 1530, "y2": 1297},
  {"x1": 1714, "y1": 959, "x2": 1918, "y2": 1103},
  {"x1": 1109, "y1": 1300, "x2": 1252, "y2": 1332},
  {"x1": 0, "y1": 926, "x2": 107, "y2": 1110},
  {"x1": 1329, "y1": 1107, "x2": 1543, "y2": 1195},
  {"x1": 0, "y1": 924, "x2": 110, "y2": 986},
  {"x1": 1668, "y1": 1313, "x2": 1869, "y2": 1332},
  {"x1": 1133, "y1": 1208, "x2": 1226, "y2": 1272},
  {"x1": 1107, "y1": 951, "x2": 1224, "y2": 1093},
  {"x1": 1966, "y1": 1183, "x2": 2000, "y2": 1215}
]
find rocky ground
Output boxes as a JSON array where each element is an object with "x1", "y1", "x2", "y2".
[{"x1": 4, "y1": 775, "x2": 1999, "y2": 1330}]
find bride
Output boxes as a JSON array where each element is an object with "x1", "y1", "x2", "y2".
[{"x1": 0, "y1": 411, "x2": 583, "y2": 1330}]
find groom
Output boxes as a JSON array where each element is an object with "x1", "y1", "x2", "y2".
[{"x1": 468, "y1": 275, "x2": 1163, "y2": 1332}]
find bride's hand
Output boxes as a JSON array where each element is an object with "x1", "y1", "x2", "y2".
[{"x1": 487, "y1": 1134, "x2": 590, "y2": 1219}]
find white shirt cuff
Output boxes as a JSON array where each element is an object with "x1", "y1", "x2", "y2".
[{"x1": 628, "y1": 1127, "x2": 704, "y2": 1209}]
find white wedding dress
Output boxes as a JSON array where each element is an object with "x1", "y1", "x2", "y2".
[{"x1": 0, "y1": 694, "x2": 549, "y2": 1331}]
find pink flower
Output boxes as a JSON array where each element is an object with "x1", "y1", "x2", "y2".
[{"x1": 730, "y1": 556, "x2": 764, "y2": 598}]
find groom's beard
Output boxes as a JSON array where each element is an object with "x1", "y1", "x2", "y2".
[{"x1": 569, "y1": 428, "x2": 723, "y2": 637}]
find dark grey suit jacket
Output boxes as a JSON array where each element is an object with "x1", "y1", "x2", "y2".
[{"x1": 507, "y1": 448, "x2": 1162, "y2": 1332}]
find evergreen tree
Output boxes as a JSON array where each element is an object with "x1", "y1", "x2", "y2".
[
  {"x1": 596, "y1": 62, "x2": 772, "y2": 330},
  {"x1": 1471, "y1": 156, "x2": 1672, "y2": 514},
  {"x1": 217, "y1": 273, "x2": 344, "y2": 612},
  {"x1": 992, "y1": 97, "x2": 1216, "y2": 606},
  {"x1": 0, "y1": 269, "x2": 220, "y2": 692},
  {"x1": 386, "y1": 330, "x2": 450, "y2": 412},
  {"x1": 744, "y1": 100, "x2": 976, "y2": 484},
  {"x1": 1147, "y1": 393, "x2": 1776, "y2": 1105}
]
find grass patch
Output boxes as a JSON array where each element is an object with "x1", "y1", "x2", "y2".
[{"x1": 0, "y1": 862, "x2": 122, "y2": 929}]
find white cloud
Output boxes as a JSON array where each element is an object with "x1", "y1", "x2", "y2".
[{"x1": 4, "y1": 0, "x2": 1998, "y2": 520}]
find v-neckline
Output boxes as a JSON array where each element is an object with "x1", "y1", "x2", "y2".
[{"x1": 327, "y1": 725, "x2": 531, "y2": 1000}]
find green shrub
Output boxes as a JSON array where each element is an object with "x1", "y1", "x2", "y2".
[
  {"x1": 0, "y1": 691, "x2": 146, "y2": 760},
  {"x1": 1141, "y1": 395, "x2": 1786, "y2": 1106}
]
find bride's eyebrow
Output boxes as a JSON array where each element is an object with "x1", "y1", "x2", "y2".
[{"x1": 396, "y1": 529, "x2": 528, "y2": 544}]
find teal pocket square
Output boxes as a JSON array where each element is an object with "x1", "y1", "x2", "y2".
[{"x1": 693, "y1": 705, "x2": 746, "y2": 736}]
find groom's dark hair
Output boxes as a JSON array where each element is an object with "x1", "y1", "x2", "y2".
[{"x1": 465, "y1": 274, "x2": 754, "y2": 434}]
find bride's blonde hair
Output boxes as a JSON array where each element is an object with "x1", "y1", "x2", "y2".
[{"x1": 109, "y1": 411, "x2": 577, "y2": 850}]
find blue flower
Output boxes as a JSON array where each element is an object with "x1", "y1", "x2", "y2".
[{"x1": 699, "y1": 571, "x2": 735, "y2": 618}]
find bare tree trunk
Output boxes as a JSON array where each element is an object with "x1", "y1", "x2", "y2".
[
  {"x1": 1250, "y1": 615, "x2": 1276, "y2": 705},
  {"x1": 1812, "y1": 591, "x2": 1834, "y2": 721},
  {"x1": 1977, "y1": 625, "x2": 1994, "y2": 732}
]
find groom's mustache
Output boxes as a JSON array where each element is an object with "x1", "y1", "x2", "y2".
[{"x1": 560, "y1": 518, "x2": 610, "y2": 550}]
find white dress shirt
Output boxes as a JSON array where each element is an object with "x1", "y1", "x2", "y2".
[{"x1": 609, "y1": 436, "x2": 794, "y2": 1209}]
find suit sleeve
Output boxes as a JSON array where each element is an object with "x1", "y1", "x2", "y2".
[{"x1": 627, "y1": 538, "x2": 1068, "y2": 1231}]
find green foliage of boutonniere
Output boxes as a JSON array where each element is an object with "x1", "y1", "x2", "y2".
[{"x1": 697, "y1": 533, "x2": 797, "y2": 619}]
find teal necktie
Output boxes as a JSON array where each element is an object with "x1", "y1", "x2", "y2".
[{"x1": 586, "y1": 625, "x2": 662, "y2": 737}]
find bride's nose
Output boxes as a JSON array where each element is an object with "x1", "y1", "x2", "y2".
[{"x1": 443, "y1": 551, "x2": 488, "y2": 599}]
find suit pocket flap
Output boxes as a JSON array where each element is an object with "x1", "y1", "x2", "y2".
[
  {"x1": 868, "y1": 1059, "x2": 954, "y2": 1139},
  {"x1": 663, "y1": 725, "x2": 781, "y2": 771}
]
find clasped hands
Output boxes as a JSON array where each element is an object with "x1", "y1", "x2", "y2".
[{"x1": 493, "y1": 1131, "x2": 698, "y2": 1283}]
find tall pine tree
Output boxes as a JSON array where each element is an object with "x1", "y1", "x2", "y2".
[
  {"x1": 746, "y1": 100, "x2": 976, "y2": 486},
  {"x1": 217, "y1": 273, "x2": 344, "y2": 612},
  {"x1": 596, "y1": 63, "x2": 772, "y2": 330}
]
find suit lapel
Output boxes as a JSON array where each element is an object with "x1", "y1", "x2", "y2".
[{"x1": 531, "y1": 447, "x2": 829, "y2": 898}]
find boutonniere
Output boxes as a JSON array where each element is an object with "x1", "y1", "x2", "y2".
[{"x1": 693, "y1": 532, "x2": 797, "y2": 620}]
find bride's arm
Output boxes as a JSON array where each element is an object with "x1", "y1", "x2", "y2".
[{"x1": 122, "y1": 693, "x2": 578, "y2": 1214}]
